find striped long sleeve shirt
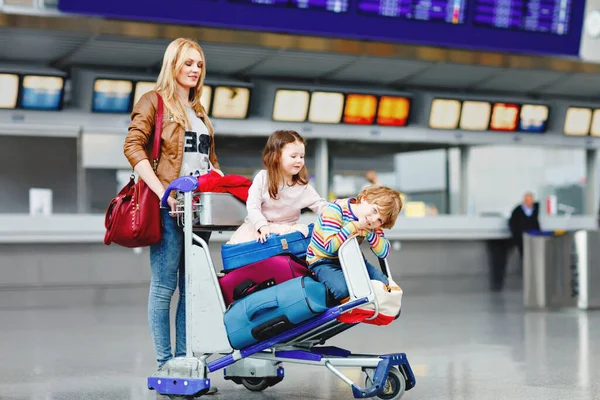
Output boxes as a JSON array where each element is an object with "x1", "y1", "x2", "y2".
[{"x1": 306, "y1": 198, "x2": 390, "y2": 265}]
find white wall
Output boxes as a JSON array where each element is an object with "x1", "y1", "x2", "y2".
[
  {"x1": 394, "y1": 146, "x2": 588, "y2": 215},
  {"x1": 454, "y1": 146, "x2": 585, "y2": 215}
]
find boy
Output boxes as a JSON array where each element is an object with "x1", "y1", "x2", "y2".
[{"x1": 307, "y1": 185, "x2": 403, "y2": 303}]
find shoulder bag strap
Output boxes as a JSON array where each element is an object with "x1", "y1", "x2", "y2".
[{"x1": 152, "y1": 92, "x2": 164, "y2": 172}]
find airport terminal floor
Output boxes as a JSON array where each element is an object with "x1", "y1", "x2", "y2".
[{"x1": 2, "y1": 277, "x2": 598, "y2": 400}]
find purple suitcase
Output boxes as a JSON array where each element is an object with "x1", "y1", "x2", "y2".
[{"x1": 219, "y1": 254, "x2": 310, "y2": 306}]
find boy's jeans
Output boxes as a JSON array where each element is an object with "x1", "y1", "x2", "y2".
[
  {"x1": 310, "y1": 257, "x2": 388, "y2": 301},
  {"x1": 148, "y1": 209, "x2": 210, "y2": 368}
]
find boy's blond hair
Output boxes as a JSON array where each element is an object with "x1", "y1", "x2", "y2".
[{"x1": 357, "y1": 186, "x2": 403, "y2": 229}]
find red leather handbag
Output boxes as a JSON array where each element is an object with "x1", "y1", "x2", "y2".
[{"x1": 104, "y1": 93, "x2": 164, "y2": 248}]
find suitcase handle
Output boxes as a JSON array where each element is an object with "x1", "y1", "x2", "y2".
[
  {"x1": 233, "y1": 279, "x2": 277, "y2": 301},
  {"x1": 247, "y1": 299, "x2": 279, "y2": 321},
  {"x1": 234, "y1": 280, "x2": 256, "y2": 301}
]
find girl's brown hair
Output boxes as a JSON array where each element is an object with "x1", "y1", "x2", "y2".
[{"x1": 262, "y1": 130, "x2": 309, "y2": 199}]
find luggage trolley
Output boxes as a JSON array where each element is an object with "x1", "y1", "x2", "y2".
[{"x1": 148, "y1": 176, "x2": 416, "y2": 399}]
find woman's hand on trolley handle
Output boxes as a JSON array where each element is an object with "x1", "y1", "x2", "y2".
[
  {"x1": 159, "y1": 193, "x2": 178, "y2": 217},
  {"x1": 133, "y1": 159, "x2": 179, "y2": 217}
]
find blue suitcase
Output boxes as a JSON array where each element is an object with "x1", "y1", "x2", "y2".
[
  {"x1": 221, "y1": 224, "x2": 314, "y2": 271},
  {"x1": 224, "y1": 276, "x2": 328, "y2": 349}
]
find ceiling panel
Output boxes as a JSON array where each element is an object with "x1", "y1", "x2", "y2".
[
  {"x1": 0, "y1": 27, "x2": 599, "y2": 98},
  {"x1": 65, "y1": 36, "x2": 170, "y2": 67},
  {"x1": 0, "y1": 28, "x2": 88, "y2": 63},
  {"x1": 538, "y1": 73, "x2": 600, "y2": 97},
  {"x1": 328, "y1": 57, "x2": 432, "y2": 84},
  {"x1": 244, "y1": 51, "x2": 357, "y2": 78},
  {"x1": 407, "y1": 63, "x2": 501, "y2": 88},
  {"x1": 472, "y1": 68, "x2": 569, "y2": 93},
  {"x1": 201, "y1": 44, "x2": 277, "y2": 75}
]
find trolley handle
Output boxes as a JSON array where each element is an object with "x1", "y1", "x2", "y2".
[{"x1": 161, "y1": 176, "x2": 199, "y2": 208}]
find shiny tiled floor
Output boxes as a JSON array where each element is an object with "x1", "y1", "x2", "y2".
[{"x1": 2, "y1": 280, "x2": 600, "y2": 400}]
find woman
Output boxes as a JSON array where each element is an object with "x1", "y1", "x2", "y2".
[{"x1": 123, "y1": 38, "x2": 220, "y2": 384}]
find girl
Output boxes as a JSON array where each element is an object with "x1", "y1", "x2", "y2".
[
  {"x1": 123, "y1": 38, "x2": 219, "y2": 388},
  {"x1": 228, "y1": 130, "x2": 328, "y2": 244}
]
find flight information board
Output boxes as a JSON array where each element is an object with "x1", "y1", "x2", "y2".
[
  {"x1": 229, "y1": 0, "x2": 289, "y2": 6},
  {"x1": 358, "y1": 0, "x2": 465, "y2": 24},
  {"x1": 57, "y1": 0, "x2": 584, "y2": 56},
  {"x1": 474, "y1": 0, "x2": 571, "y2": 35},
  {"x1": 291, "y1": 0, "x2": 348, "y2": 12},
  {"x1": 231, "y1": 0, "x2": 348, "y2": 11}
]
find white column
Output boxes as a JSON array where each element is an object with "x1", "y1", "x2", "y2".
[
  {"x1": 459, "y1": 145, "x2": 470, "y2": 215},
  {"x1": 585, "y1": 149, "x2": 599, "y2": 216},
  {"x1": 76, "y1": 131, "x2": 87, "y2": 213},
  {"x1": 314, "y1": 138, "x2": 329, "y2": 199}
]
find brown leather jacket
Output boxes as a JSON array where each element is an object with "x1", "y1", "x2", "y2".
[{"x1": 123, "y1": 91, "x2": 220, "y2": 189}]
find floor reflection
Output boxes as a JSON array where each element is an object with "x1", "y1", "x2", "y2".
[{"x1": 2, "y1": 282, "x2": 600, "y2": 400}]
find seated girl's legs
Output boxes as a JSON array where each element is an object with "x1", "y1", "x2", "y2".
[
  {"x1": 311, "y1": 263, "x2": 349, "y2": 301},
  {"x1": 270, "y1": 223, "x2": 309, "y2": 237},
  {"x1": 227, "y1": 222, "x2": 257, "y2": 245}
]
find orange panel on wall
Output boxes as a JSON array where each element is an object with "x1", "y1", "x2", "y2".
[
  {"x1": 376, "y1": 96, "x2": 410, "y2": 126},
  {"x1": 343, "y1": 94, "x2": 377, "y2": 125},
  {"x1": 490, "y1": 103, "x2": 520, "y2": 131}
]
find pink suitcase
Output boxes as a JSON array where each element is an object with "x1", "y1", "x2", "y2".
[{"x1": 219, "y1": 254, "x2": 310, "y2": 306}]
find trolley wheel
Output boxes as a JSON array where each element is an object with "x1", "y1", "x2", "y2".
[
  {"x1": 365, "y1": 367, "x2": 406, "y2": 400},
  {"x1": 241, "y1": 377, "x2": 271, "y2": 391},
  {"x1": 167, "y1": 395, "x2": 195, "y2": 400}
]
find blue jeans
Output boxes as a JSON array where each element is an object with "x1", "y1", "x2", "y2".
[
  {"x1": 149, "y1": 209, "x2": 211, "y2": 367},
  {"x1": 310, "y1": 258, "x2": 388, "y2": 302}
]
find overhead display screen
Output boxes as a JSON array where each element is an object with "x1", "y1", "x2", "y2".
[
  {"x1": 563, "y1": 107, "x2": 591, "y2": 136},
  {"x1": 459, "y1": 101, "x2": 491, "y2": 130},
  {"x1": 519, "y1": 104, "x2": 549, "y2": 133},
  {"x1": 21, "y1": 75, "x2": 64, "y2": 110},
  {"x1": 343, "y1": 94, "x2": 377, "y2": 125},
  {"x1": 272, "y1": 89, "x2": 310, "y2": 122},
  {"x1": 230, "y1": 0, "x2": 348, "y2": 12},
  {"x1": 211, "y1": 86, "x2": 250, "y2": 119},
  {"x1": 229, "y1": 0, "x2": 288, "y2": 5},
  {"x1": 57, "y1": 0, "x2": 584, "y2": 57},
  {"x1": 290, "y1": 0, "x2": 348, "y2": 12},
  {"x1": 93, "y1": 79, "x2": 133, "y2": 113},
  {"x1": 489, "y1": 103, "x2": 520, "y2": 131},
  {"x1": 133, "y1": 81, "x2": 155, "y2": 106},
  {"x1": 376, "y1": 96, "x2": 410, "y2": 126},
  {"x1": 308, "y1": 91, "x2": 344, "y2": 123},
  {"x1": 429, "y1": 99, "x2": 461, "y2": 130},
  {"x1": 200, "y1": 86, "x2": 213, "y2": 113},
  {"x1": 591, "y1": 110, "x2": 600, "y2": 137},
  {"x1": 0, "y1": 74, "x2": 19, "y2": 109},
  {"x1": 473, "y1": 0, "x2": 571, "y2": 35},
  {"x1": 357, "y1": 0, "x2": 466, "y2": 24}
]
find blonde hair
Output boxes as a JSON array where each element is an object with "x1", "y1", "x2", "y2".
[
  {"x1": 154, "y1": 38, "x2": 214, "y2": 133},
  {"x1": 262, "y1": 130, "x2": 309, "y2": 199},
  {"x1": 357, "y1": 186, "x2": 403, "y2": 229}
]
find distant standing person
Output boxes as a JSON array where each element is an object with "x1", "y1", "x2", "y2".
[
  {"x1": 508, "y1": 192, "x2": 540, "y2": 259},
  {"x1": 362, "y1": 170, "x2": 380, "y2": 190}
]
